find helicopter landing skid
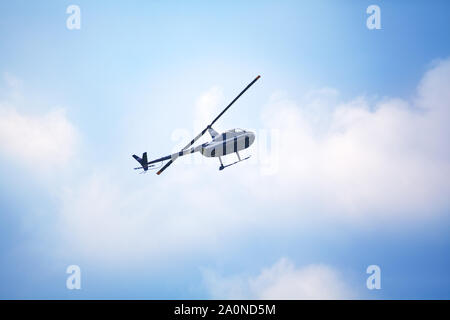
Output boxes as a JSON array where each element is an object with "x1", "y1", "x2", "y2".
[{"x1": 219, "y1": 154, "x2": 251, "y2": 171}]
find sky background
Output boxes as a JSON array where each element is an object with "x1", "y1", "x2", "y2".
[{"x1": 0, "y1": 0, "x2": 449, "y2": 299}]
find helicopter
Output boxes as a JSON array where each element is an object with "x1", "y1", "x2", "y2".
[{"x1": 132, "y1": 75, "x2": 260, "y2": 175}]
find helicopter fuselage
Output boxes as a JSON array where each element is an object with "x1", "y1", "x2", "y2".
[{"x1": 200, "y1": 129, "x2": 255, "y2": 157}]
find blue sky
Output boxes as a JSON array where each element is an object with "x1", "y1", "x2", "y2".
[{"x1": 0, "y1": 1, "x2": 449, "y2": 299}]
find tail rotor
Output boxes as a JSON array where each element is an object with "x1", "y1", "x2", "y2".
[{"x1": 133, "y1": 152, "x2": 149, "y2": 171}]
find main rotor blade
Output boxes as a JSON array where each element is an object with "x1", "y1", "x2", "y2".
[
  {"x1": 209, "y1": 75, "x2": 260, "y2": 128},
  {"x1": 156, "y1": 159, "x2": 174, "y2": 175},
  {"x1": 179, "y1": 75, "x2": 261, "y2": 152}
]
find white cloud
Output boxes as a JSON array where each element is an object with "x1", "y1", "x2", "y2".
[
  {"x1": 241, "y1": 58, "x2": 450, "y2": 222},
  {"x1": 194, "y1": 86, "x2": 223, "y2": 133},
  {"x1": 0, "y1": 106, "x2": 79, "y2": 171},
  {"x1": 53, "y1": 58, "x2": 450, "y2": 262},
  {"x1": 57, "y1": 171, "x2": 234, "y2": 261},
  {"x1": 203, "y1": 258, "x2": 354, "y2": 299},
  {"x1": 0, "y1": 73, "x2": 79, "y2": 173}
]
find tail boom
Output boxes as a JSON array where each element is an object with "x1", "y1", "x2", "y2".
[{"x1": 133, "y1": 146, "x2": 200, "y2": 174}]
